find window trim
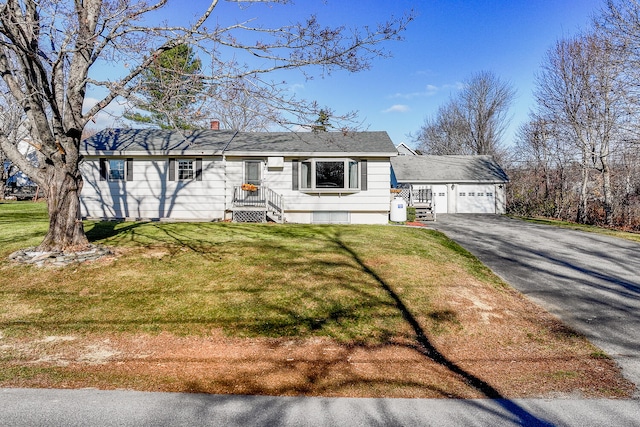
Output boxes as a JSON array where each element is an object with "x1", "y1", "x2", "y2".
[
  {"x1": 168, "y1": 157, "x2": 203, "y2": 182},
  {"x1": 297, "y1": 158, "x2": 362, "y2": 193},
  {"x1": 177, "y1": 158, "x2": 195, "y2": 181},
  {"x1": 100, "y1": 158, "x2": 133, "y2": 182}
]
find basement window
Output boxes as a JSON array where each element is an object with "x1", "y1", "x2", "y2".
[{"x1": 312, "y1": 211, "x2": 350, "y2": 224}]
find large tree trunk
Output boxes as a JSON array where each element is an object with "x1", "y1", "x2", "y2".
[{"x1": 37, "y1": 163, "x2": 89, "y2": 252}]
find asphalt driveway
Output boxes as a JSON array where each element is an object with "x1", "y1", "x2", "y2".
[{"x1": 430, "y1": 214, "x2": 640, "y2": 394}]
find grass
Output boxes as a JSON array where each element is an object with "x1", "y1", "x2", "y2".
[
  {"x1": 0, "y1": 200, "x2": 500, "y2": 343},
  {"x1": 0, "y1": 200, "x2": 49, "y2": 253},
  {"x1": 1, "y1": 201, "x2": 634, "y2": 398},
  {"x1": 516, "y1": 216, "x2": 640, "y2": 243}
]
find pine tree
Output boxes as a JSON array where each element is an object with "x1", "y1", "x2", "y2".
[{"x1": 125, "y1": 44, "x2": 203, "y2": 130}]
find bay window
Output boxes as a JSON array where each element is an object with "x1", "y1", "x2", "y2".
[{"x1": 298, "y1": 159, "x2": 362, "y2": 191}]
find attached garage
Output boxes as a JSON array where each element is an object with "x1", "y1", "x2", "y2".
[
  {"x1": 456, "y1": 184, "x2": 497, "y2": 214},
  {"x1": 390, "y1": 155, "x2": 509, "y2": 215}
]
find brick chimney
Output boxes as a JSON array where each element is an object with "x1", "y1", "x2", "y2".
[{"x1": 210, "y1": 120, "x2": 220, "y2": 130}]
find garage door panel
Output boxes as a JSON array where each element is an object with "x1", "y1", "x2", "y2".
[
  {"x1": 432, "y1": 184, "x2": 448, "y2": 214},
  {"x1": 458, "y1": 185, "x2": 495, "y2": 213}
]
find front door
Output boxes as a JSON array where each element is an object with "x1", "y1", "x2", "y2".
[{"x1": 244, "y1": 160, "x2": 262, "y2": 186}]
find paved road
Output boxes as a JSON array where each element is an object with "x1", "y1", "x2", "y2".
[
  {"x1": 431, "y1": 214, "x2": 640, "y2": 394},
  {"x1": 1, "y1": 388, "x2": 639, "y2": 426}
]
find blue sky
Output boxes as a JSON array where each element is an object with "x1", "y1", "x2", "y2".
[{"x1": 89, "y1": 0, "x2": 604, "y2": 148}]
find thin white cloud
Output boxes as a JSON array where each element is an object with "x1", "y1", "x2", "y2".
[
  {"x1": 413, "y1": 70, "x2": 438, "y2": 77},
  {"x1": 390, "y1": 82, "x2": 464, "y2": 100},
  {"x1": 383, "y1": 104, "x2": 410, "y2": 113},
  {"x1": 288, "y1": 83, "x2": 305, "y2": 93}
]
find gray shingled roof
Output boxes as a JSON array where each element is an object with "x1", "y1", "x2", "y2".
[
  {"x1": 81, "y1": 129, "x2": 235, "y2": 155},
  {"x1": 81, "y1": 129, "x2": 396, "y2": 156},
  {"x1": 226, "y1": 131, "x2": 395, "y2": 154},
  {"x1": 391, "y1": 155, "x2": 509, "y2": 183}
]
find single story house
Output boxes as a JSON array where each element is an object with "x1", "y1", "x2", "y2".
[
  {"x1": 390, "y1": 155, "x2": 509, "y2": 214},
  {"x1": 80, "y1": 128, "x2": 397, "y2": 224}
]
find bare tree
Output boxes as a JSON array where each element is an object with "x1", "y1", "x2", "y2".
[
  {"x1": 0, "y1": 87, "x2": 29, "y2": 199},
  {"x1": 534, "y1": 32, "x2": 628, "y2": 225},
  {"x1": 414, "y1": 101, "x2": 471, "y2": 155},
  {"x1": 415, "y1": 71, "x2": 515, "y2": 160},
  {"x1": 205, "y1": 78, "x2": 282, "y2": 131},
  {"x1": 510, "y1": 115, "x2": 577, "y2": 219},
  {"x1": 597, "y1": 1, "x2": 640, "y2": 145},
  {"x1": 0, "y1": 0, "x2": 413, "y2": 251},
  {"x1": 506, "y1": 2, "x2": 640, "y2": 228},
  {"x1": 458, "y1": 71, "x2": 516, "y2": 158}
]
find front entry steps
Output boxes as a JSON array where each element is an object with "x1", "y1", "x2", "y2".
[
  {"x1": 415, "y1": 205, "x2": 436, "y2": 222},
  {"x1": 231, "y1": 185, "x2": 284, "y2": 223}
]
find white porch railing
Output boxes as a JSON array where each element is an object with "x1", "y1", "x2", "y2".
[{"x1": 232, "y1": 185, "x2": 284, "y2": 223}]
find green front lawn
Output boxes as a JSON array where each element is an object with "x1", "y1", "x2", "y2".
[
  {"x1": 1, "y1": 201, "x2": 633, "y2": 398},
  {"x1": 0, "y1": 200, "x2": 499, "y2": 342}
]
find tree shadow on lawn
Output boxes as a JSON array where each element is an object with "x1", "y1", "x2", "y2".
[
  {"x1": 326, "y1": 229, "x2": 554, "y2": 426},
  {"x1": 86, "y1": 220, "x2": 288, "y2": 250},
  {"x1": 80, "y1": 221, "x2": 549, "y2": 422},
  {"x1": 85, "y1": 220, "x2": 147, "y2": 243}
]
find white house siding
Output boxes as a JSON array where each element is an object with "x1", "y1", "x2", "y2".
[
  {"x1": 224, "y1": 157, "x2": 391, "y2": 224},
  {"x1": 80, "y1": 156, "x2": 226, "y2": 220}
]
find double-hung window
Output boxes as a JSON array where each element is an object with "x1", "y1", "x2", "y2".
[
  {"x1": 168, "y1": 158, "x2": 202, "y2": 181},
  {"x1": 108, "y1": 159, "x2": 125, "y2": 181},
  {"x1": 178, "y1": 159, "x2": 194, "y2": 181},
  {"x1": 298, "y1": 159, "x2": 361, "y2": 191},
  {"x1": 100, "y1": 158, "x2": 133, "y2": 181}
]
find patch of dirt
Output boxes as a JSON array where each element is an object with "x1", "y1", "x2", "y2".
[
  {"x1": 0, "y1": 330, "x2": 632, "y2": 398},
  {"x1": 0, "y1": 278, "x2": 635, "y2": 398}
]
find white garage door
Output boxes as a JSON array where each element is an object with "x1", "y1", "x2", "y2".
[
  {"x1": 432, "y1": 184, "x2": 448, "y2": 214},
  {"x1": 457, "y1": 185, "x2": 496, "y2": 213}
]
